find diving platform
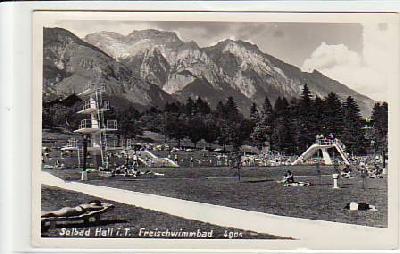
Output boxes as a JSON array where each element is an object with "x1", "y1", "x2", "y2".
[{"x1": 74, "y1": 119, "x2": 117, "y2": 134}]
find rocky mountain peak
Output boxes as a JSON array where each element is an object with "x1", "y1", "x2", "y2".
[
  {"x1": 52, "y1": 28, "x2": 375, "y2": 116},
  {"x1": 208, "y1": 39, "x2": 260, "y2": 54},
  {"x1": 94, "y1": 31, "x2": 126, "y2": 39},
  {"x1": 127, "y1": 29, "x2": 183, "y2": 45},
  {"x1": 43, "y1": 27, "x2": 175, "y2": 109}
]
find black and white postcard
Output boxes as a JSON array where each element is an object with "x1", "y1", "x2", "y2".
[{"x1": 31, "y1": 11, "x2": 399, "y2": 250}]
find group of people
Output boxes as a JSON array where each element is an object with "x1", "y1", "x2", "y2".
[
  {"x1": 331, "y1": 158, "x2": 385, "y2": 179},
  {"x1": 358, "y1": 161, "x2": 384, "y2": 178},
  {"x1": 113, "y1": 152, "x2": 139, "y2": 176},
  {"x1": 315, "y1": 133, "x2": 341, "y2": 146},
  {"x1": 340, "y1": 164, "x2": 352, "y2": 178},
  {"x1": 277, "y1": 170, "x2": 311, "y2": 187},
  {"x1": 276, "y1": 157, "x2": 384, "y2": 188},
  {"x1": 112, "y1": 152, "x2": 164, "y2": 177}
]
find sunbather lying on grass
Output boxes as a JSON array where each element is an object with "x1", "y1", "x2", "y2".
[
  {"x1": 41, "y1": 200, "x2": 113, "y2": 218},
  {"x1": 344, "y1": 202, "x2": 377, "y2": 211},
  {"x1": 368, "y1": 163, "x2": 384, "y2": 178},
  {"x1": 277, "y1": 170, "x2": 294, "y2": 184},
  {"x1": 132, "y1": 170, "x2": 165, "y2": 177},
  {"x1": 276, "y1": 170, "x2": 311, "y2": 186}
]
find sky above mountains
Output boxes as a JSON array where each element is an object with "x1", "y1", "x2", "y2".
[{"x1": 52, "y1": 20, "x2": 396, "y2": 101}]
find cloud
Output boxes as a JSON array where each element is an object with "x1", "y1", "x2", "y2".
[
  {"x1": 301, "y1": 42, "x2": 381, "y2": 98},
  {"x1": 302, "y1": 42, "x2": 361, "y2": 70},
  {"x1": 302, "y1": 23, "x2": 396, "y2": 102}
]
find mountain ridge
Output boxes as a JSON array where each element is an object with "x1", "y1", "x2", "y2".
[
  {"x1": 44, "y1": 27, "x2": 375, "y2": 116},
  {"x1": 43, "y1": 27, "x2": 175, "y2": 110}
]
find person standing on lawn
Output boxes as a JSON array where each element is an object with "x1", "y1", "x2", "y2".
[
  {"x1": 174, "y1": 154, "x2": 178, "y2": 164},
  {"x1": 190, "y1": 156, "x2": 194, "y2": 167},
  {"x1": 132, "y1": 152, "x2": 139, "y2": 173}
]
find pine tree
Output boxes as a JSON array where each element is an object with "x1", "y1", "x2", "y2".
[
  {"x1": 195, "y1": 97, "x2": 211, "y2": 115},
  {"x1": 214, "y1": 97, "x2": 244, "y2": 151},
  {"x1": 297, "y1": 84, "x2": 316, "y2": 150},
  {"x1": 271, "y1": 116, "x2": 295, "y2": 154},
  {"x1": 203, "y1": 114, "x2": 219, "y2": 145},
  {"x1": 262, "y1": 96, "x2": 274, "y2": 117},
  {"x1": 250, "y1": 96, "x2": 274, "y2": 149},
  {"x1": 215, "y1": 101, "x2": 226, "y2": 118},
  {"x1": 313, "y1": 96, "x2": 324, "y2": 135},
  {"x1": 183, "y1": 97, "x2": 213, "y2": 148},
  {"x1": 287, "y1": 98, "x2": 301, "y2": 154},
  {"x1": 116, "y1": 105, "x2": 142, "y2": 139},
  {"x1": 250, "y1": 102, "x2": 258, "y2": 121},
  {"x1": 322, "y1": 92, "x2": 344, "y2": 137},
  {"x1": 225, "y1": 96, "x2": 240, "y2": 121},
  {"x1": 274, "y1": 96, "x2": 289, "y2": 115},
  {"x1": 164, "y1": 101, "x2": 183, "y2": 113},
  {"x1": 248, "y1": 102, "x2": 259, "y2": 133},
  {"x1": 214, "y1": 101, "x2": 228, "y2": 150},
  {"x1": 163, "y1": 101, "x2": 186, "y2": 147},
  {"x1": 185, "y1": 97, "x2": 195, "y2": 115},
  {"x1": 371, "y1": 102, "x2": 388, "y2": 152},
  {"x1": 272, "y1": 96, "x2": 295, "y2": 153},
  {"x1": 164, "y1": 113, "x2": 187, "y2": 147},
  {"x1": 186, "y1": 115, "x2": 206, "y2": 148},
  {"x1": 342, "y1": 96, "x2": 367, "y2": 155},
  {"x1": 301, "y1": 84, "x2": 312, "y2": 106},
  {"x1": 139, "y1": 107, "x2": 163, "y2": 134}
]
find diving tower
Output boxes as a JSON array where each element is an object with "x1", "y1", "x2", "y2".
[{"x1": 73, "y1": 84, "x2": 117, "y2": 169}]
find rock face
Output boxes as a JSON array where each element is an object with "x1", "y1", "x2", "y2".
[
  {"x1": 43, "y1": 27, "x2": 175, "y2": 110},
  {"x1": 85, "y1": 29, "x2": 222, "y2": 93},
  {"x1": 44, "y1": 27, "x2": 375, "y2": 116}
]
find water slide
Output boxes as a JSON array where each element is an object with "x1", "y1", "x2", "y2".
[
  {"x1": 291, "y1": 144, "x2": 321, "y2": 165},
  {"x1": 291, "y1": 140, "x2": 350, "y2": 166},
  {"x1": 139, "y1": 150, "x2": 179, "y2": 168},
  {"x1": 333, "y1": 143, "x2": 350, "y2": 165}
]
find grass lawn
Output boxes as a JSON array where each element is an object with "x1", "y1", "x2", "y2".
[
  {"x1": 45, "y1": 165, "x2": 388, "y2": 228},
  {"x1": 41, "y1": 185, "x2": 287, "y2": 239}
]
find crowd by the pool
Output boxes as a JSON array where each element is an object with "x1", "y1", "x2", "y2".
[{"x1": 42, "y1": 140, "x2": 386, "y2": 179}]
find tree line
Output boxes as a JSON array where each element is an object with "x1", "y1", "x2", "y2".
[{"x1": 42, "y1": 84, "x2": 388, "y2": 156}]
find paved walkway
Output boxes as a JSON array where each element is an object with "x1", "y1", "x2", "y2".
[{"x1": 41, "y1": 171, "x2": 388, "y2": 244}]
